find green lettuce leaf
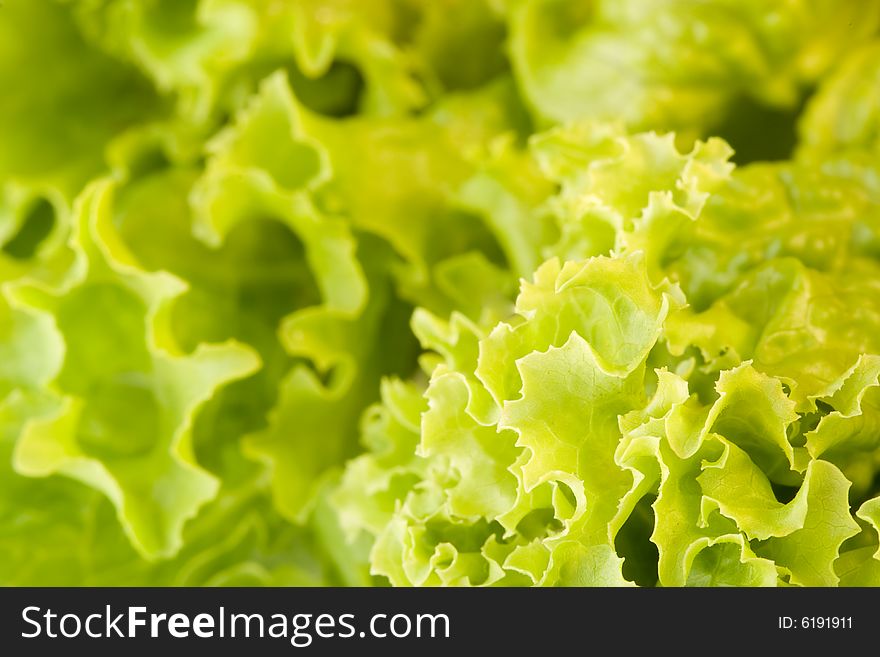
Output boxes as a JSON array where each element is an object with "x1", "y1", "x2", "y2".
[
  {"x1": 798, "y1": 41, "x2": 880, "y2": 158},
  {"x1": 0, "y1": 0, "x2": 164, "y2": 199},
  {"x1": 6, "y1": 180, "x2": 259, "y2": 558},
  {"x1": 505, "y1": 0, "x2": 880, "y2": 144},
  {"x1": 333, "y1": 118, "x2": 880, "y2": 587},
  {"x1": 4, "y1": 0, "x2": 880, "y2": 588}
]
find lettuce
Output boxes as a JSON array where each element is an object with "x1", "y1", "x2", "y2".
[
  {"x1": 504, "y1": 0, "x2": 880, "y2": 142},
  {"x1": 2, "y1": 0, "x2": 880, "y2": 587},
  {"x1": 334, "y1": 124, "x2": 880, "y2": 586}
]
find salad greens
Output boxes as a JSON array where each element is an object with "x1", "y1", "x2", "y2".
[{"x1": 2, "y1": 0, "x2": 880, "y2": 586}]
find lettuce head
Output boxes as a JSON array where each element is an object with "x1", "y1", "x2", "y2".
[{"x1": 2, "y1": 0, "x2": 880, "y2": 587}]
